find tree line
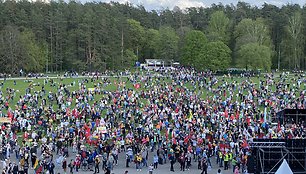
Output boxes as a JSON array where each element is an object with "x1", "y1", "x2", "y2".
[{"x1": 0, "y1": 0, "x2": 305, "y2": 74}]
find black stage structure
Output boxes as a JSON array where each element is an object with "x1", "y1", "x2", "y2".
[
  {"x1": 249, "y1": 139, "x2": 306, "y2": 174},
  {"x1": 275, "y1": 109, "x2": 306, "y2": 125},
  {"x1": 248, "y1": 109, "x2": 306, "y2": 174}
]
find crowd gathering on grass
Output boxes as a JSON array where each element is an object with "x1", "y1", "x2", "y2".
[{"x1": 0, "y1": 68, "x2": 306, "y2": 174}]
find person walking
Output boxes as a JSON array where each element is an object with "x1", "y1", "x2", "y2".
[
  {"x1": 48, "y1": 162, "x2": 55, "y2": 174},
  {"x1": 107, "y1": 154, "x2": 114, "y2": 171},
  {"x1": 148, "y1": 164, "x2": 154, "y2": 174},
  {"x1": 169, "y1": 154, "x2": 175, "y2": 172},
  {"x1": 104, "y1": 167, "x2": 111, "y2": 174},
  {"x1": 153, "y1": 155, "x2": 158, "y2": 169},
  {"x1": 234, "y1": 166, "x2": 240, "y2": 174},
  {"x1": 62, "y1": 158, "x2": 67, "y2": 173},
  {"x1": 68, "y1": 160, "x2": 74, "y2": 174},
  {"x1": 94, "y1": 155, "x2": 100, "y2": 174},
  {"x1": 232, "y1": 157, "x2": 238, "y2": 173},
  {"x1": 179, "y1": 153, "x2": 186, "y2": 171},
  {"x1": 224, "y1": 152, "x2": 229, "y2": 170},
  {"x1": 198, "y1": 154, "x2": 202, "y2": 169},
  {"x1": 23, "y1": 162, "x2": 29, "y2": 174},
  {"x1": 186, "y1": 152, "x2": 192, "y2": 170},
  {"x1": 135, "y1": 153, "x2": 142, "y2": 171},
  {"x1": 219, "y1": 151, "x2": 223, "y2": 168},
  {"x1": 12, "y1": 162, "x2": 18, "y2": 174},
  {"x1": 201, "y1": 157, "x2": 208, "y2": 174}
]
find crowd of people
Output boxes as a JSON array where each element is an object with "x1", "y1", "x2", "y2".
[{"x1": 0, "y1": 68, "x2": 305, "y2": 174}]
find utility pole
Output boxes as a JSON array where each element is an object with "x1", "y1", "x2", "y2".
[
  {"x1": 278, "y1": 44, "x2": 281, "y2": 70},
  {"x1": 121, "y1": 28, "x2": 124, "y2": 67},
  {"x1": 46, "y1": 44, "x2": 48, "y2": 74},
  {"x1": 50, "y1": 25, "x2": 53, "y2": 73}
]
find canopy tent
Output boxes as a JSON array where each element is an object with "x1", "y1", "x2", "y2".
[{"x1": 275, "y1": 159, "x2": 293, "y2": 174}]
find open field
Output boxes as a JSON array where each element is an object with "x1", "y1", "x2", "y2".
[
  {"x1": 0, "y1": 73, "x2": 295, "y2": 113},
  {"x1": 0, "y1": 72, "x2": 303, "y2": 138}
]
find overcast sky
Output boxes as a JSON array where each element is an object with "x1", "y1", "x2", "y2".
[{"x1": 98, "y1": 0, "x2": 305, "y2": 10}]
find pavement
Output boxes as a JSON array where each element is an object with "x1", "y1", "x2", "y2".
[{"x1": 1, "y1": 148, "x2": 235, "y2": 174}]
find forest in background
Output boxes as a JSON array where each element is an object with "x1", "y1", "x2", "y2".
[{"x1": 0, "y1": 0, "x2": 305, "y2": 74}]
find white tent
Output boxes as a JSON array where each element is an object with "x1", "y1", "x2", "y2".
[{"x1": 275, "y1": 159, "x2": 293, "y2": 174}]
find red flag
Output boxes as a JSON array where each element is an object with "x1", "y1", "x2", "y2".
[
  {"x1": 224, "y1": 110, "x2": 228, "y2": 118},
  {"x1": 134, "y1": 83, "x2": 141, "y2": 89},
  {"x1": 7, "y1": 111, "x2": 13, "y2": 119},
  {"x1": 7, "y1": 111, "x2": 14, "y2": 122},
  {"x1": 242, "y1": 140, "x2": 249, "y2": 148},
  {"x1": 246, "y1": 116, "x2": 251, "y2": 125},
  {"x1": 72, "y1": 109, "x2": 77, "y2": 117},
  {"x1": 230, "y1": 114, "x2": 235, "y2": 120},
  {"x1": 236, "y1": 110, "x2": 239, "y2": 120},
  {"x1": 172, "y1": 138, "x2": 177, "y2": 144},
  {"x1": 184, "y1": 136, "x2": 189, "y2": 143},
  {"x1": 84, "y1": 124, "x2": 91, "y2": 138},
  {"x1": 85, "y1": 129, "x2": 91, "y2": 138}
]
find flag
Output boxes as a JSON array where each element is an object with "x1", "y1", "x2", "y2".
[
  {"x1": 34, "y1": 165, "x2": 43, "y2": 174},
  {"x1": 277, "y1": 121, "x2": 281, "y2": 132},
  {"x1": 230, "y1": 114, "x2": 235, "y2": 121},
  {"x1": 242, "y1": 140, "x2": 249, "y2": 148},
  {"x1": 85, "y1": 128, "x2": 91, "y2": 137},
  {"x1": 188, "y1": 110, "x2": 193, "y2": 121},
  {"x1": 246, "y1": 116, "x2": 251, "y2": 125},
  {"x1": 184, "y1": 136, "x2": 189, "y2": 143},
  {"x1": 34, "y1": 160, "x2": 43, "y2": 174},
  {"x1": 72, "y1": 108, "x2": 78, "y2": 117},
  {"x1": 7, "y1": 111, "x2": 13, "y2": 121},
  {"x1": 236, "y1": 110, "x2": 239, "y2": 120},
  {"x1": 264, "y1": 107, "x2": 267, "y2": 123},
  {"x1": 224, "y1": 109, "x2": 228, "y2": 118},
  {"x1": 90, "y1": 136, "x2": 98, "y2": 141},
  {"x1": 172, "y1": 138, "x2": 177, "y2": 144},
  {"x1": 33, "y1": 159, "x2": 38, "y2": 169},
  {"x1": 134, "y1": 83, "x2": 140, "y2": 89}
]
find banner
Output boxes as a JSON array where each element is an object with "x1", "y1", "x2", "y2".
[
  {"x1": 97, "y1": 126, "x2": 107, "y2": 134},
  {"x1": 0, "y1": 117, "x2": 10, "y2": 123}
]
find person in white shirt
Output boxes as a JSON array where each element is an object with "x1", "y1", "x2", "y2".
[
  {"x1": 148, "y1": 164, "x2": 154, "y2": 174},
  {"x1": 2, "y1": 159, "x2": 7, "y2": 169}
]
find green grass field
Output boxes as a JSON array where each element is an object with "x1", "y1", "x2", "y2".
[{"x1": 0, "y1": 73, "x2": 298, "y2": 116}]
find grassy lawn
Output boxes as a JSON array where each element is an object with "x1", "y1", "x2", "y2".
[
  {"x1": 0, "y1": 76, "x2": 254, "y2": 104},
  {"x1": 0, "y1": 73, "x2": 299, "y2": 117}
]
